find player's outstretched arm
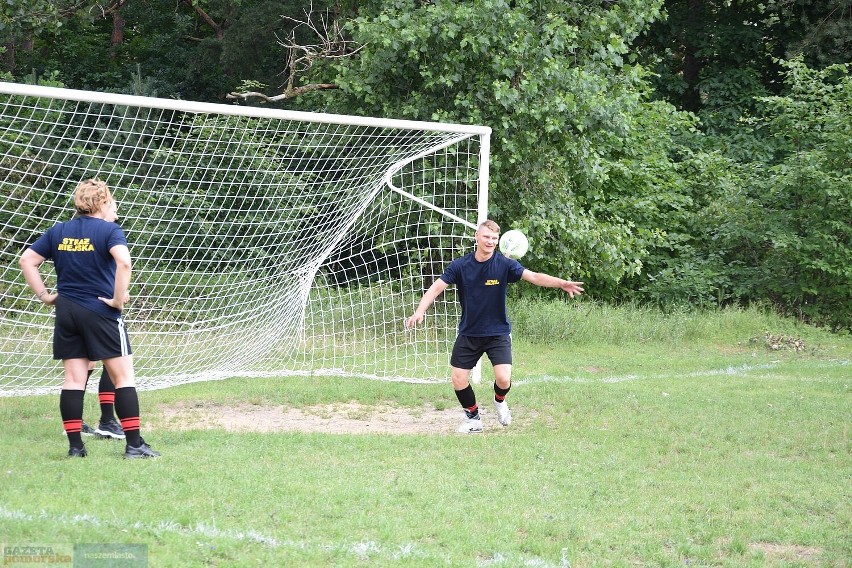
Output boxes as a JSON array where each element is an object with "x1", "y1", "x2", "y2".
[
  {"x1": 406, "y1": 279, "x2": 449, "y2": 328},
  {"x1": 521, "y1": 270, "x2": 584, "y2": 298}
]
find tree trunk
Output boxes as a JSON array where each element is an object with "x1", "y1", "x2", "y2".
[
  {"x1": 183, "y1": 0, "x2": 225, "y2": 40},
  {"x1": 681, "y1": 0, "x2": 704, "y2": 113},
  {"x1": 110, "y1": 9, "x2": 126, "y2": 59}
]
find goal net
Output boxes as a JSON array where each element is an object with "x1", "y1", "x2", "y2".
[{"x1": 0, "y1": 82, "x2": 490, "y2": 396}]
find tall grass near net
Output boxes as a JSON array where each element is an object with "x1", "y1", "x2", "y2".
[{"x1": 509, "y1": 298, "x2": 823, "y2": 347}]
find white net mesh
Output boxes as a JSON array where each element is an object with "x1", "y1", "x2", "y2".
[{"x1": 0, "y1": 83, "x2": 489, "y2": 396}]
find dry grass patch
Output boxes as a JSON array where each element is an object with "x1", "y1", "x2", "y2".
[
  {"x1": 747, "y1": 542, "x2": 822, "y2": 563},
  {"x1": 151, "y1": 401, "x2": 525, "y2": 435}
]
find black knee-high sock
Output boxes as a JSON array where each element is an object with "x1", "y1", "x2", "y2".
[
  {"x1": 454, "y1": 384, "x2": 479, "y2": 418},
  {"x1": 98, "y1": 368, "x2": 116, "y2": 423},
  {"x1": 60, "y1": 390, "x2": 85, "y2": 449},
  {"x1": 494, "y1": 382, "x2": 511, "y2": 402},
  {"x1": 114, "y1": 386, "x2": 142, "y2": 447},
  {"x1": 81, "y1": 368, "x2": 94, "y2": 425}
]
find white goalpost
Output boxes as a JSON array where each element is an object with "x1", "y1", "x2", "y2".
[{"x1": 0, "y1": 82, "x2": 490, "y2": 396}]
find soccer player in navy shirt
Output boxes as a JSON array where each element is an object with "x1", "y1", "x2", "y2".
[
  {"x1": 20, "y1": 178, "x2": 159, "y2": 458},
  {"x1": 405, "y1": 220, "x2": 583, "y2": 433}
]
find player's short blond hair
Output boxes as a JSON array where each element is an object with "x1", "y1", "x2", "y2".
[
  {"x1": 478, "y1": 219, "x2": 500, "y2": 234},
  {"x1": 74, "y1": 178, "x2": 112, "y2": 215}
]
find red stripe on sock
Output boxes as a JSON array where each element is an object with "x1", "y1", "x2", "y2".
[
  {"x1": 99, "y1": 392, "x2": 115, "y2": 404},
  {"x1": 494, "y1": 394, "x2": 505, "y2": 402},
  {"x1": 63, "y1": 419, "x2": 83, "y2": 433},
  {"x1": 120, "y1": 417, "x2": 141, "y2": 431},
  {"x1": 465, "y1": 404, "x2": 478, "y2": 413}
]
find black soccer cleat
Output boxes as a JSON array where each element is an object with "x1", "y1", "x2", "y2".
[
  {"x1": 68, "y1": 445, "x2": 87, "y2": 458},
  {"x1": 124, "y1": 439, "x2": 160, "y2": 459},
  {"x1": 95, "y1": 418, "x2": 126, "y2": 440}
]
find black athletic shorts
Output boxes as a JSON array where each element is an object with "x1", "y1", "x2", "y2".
[
  {"x1": 53, "y1": 295, "x2": 132, "y2": 361},
  {"x1": 450, "y1": 334, "x2": 512, "y2": 369}
]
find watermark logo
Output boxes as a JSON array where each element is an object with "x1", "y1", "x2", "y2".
[
  {"x1": 74, "y1": 544, "x2": 147, "y2": 568},
  {"x1": 2, "y1": 544, "x2": 72, "y2": 566},
  {"x1": 1, "y1": 544, "x2": 147, "y2": 567}
]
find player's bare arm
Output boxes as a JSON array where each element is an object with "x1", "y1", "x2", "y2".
[
  {"x1": 19, "y1": 249, "x2": 58, "y2": 305},
  {"x1": 521, "y1": 269, "x2": 584, "y2": 298},
  {"x1": 98, "y1": 244, "x2": 132, "y2": 310}
]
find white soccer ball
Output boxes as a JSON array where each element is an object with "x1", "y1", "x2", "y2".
[{"x1": 499, "y1": 229, "x2": 529, "y2": 259}]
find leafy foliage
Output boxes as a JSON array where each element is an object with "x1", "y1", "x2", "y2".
[
  {"x1": 640, "y1": 0, "x2": 852, "y2": 134},
  {"x1": 726, "y1": 60, "x2": 851, "y2": 329},
  {"x1": 2, "y1": 1, "x2": 851, "y2": 330},
  {"x1": 321, "y1": 0, "x2": 667, "y2": 290},
  {"x1": 3, "y1": 0, "x2": 328, "y2": 102}
]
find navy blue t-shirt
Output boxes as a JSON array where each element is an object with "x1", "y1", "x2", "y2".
[
  {"x1": 29, "y1": 216, "x2": 128, "y2": 318},
  {"x1": 440, "y1": 251, "x2": 525, "y2": 337}
]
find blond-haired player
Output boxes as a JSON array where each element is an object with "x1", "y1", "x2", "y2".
[
  {"x1": 20, "y1": 179, "x2": 158, "y2": 458},
  {"x1": 406, "y1": 220, "x2": 583, "y2": 433}
]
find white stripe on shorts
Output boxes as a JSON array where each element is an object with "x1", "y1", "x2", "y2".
[{"x1": 117, "y1": 317, "x2": 129, "y2": 356}]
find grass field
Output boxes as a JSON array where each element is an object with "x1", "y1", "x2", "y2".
[{"x1": 0, "y1": 304, "x2": 849, "y2": 567}]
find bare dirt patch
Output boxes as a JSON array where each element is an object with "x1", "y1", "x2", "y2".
[
  {"x1": 747, "y1": 542, "x2": 822, "y2": 562},
  {"x1": 152, "y1": 401, "x2": 512, "y2": 435}
]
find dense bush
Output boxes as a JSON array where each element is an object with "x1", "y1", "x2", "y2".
[{"x1": 2, "y1": 2, "x2": 849, "y2": 330}]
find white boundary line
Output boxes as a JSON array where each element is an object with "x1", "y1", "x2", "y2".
[
  {"x1": 4, "y1": 359, "x2": 848, "y2": 396},
  {"x1": 0, "y1": 506, "x2": 562, "y2": 566},
  {"x1": 513, "y1": 360, "x2": 850, "y2": 385}
]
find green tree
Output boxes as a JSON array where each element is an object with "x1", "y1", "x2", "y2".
[
  {"x1": 3, "y1": 0, "x2": 327, "y2": 103},
  {"x1": 639, "y1": 0, "x2": 852, "y2": 134},
  {"x1": 0, "y1": 0, "x2": 97, "y2": 73},
  {"x1": 313, "y1": 0, "x2": 672, "y2": 293},
  {"x1": 725, "y1": 60, "x2": 851, "y2": 329}
]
